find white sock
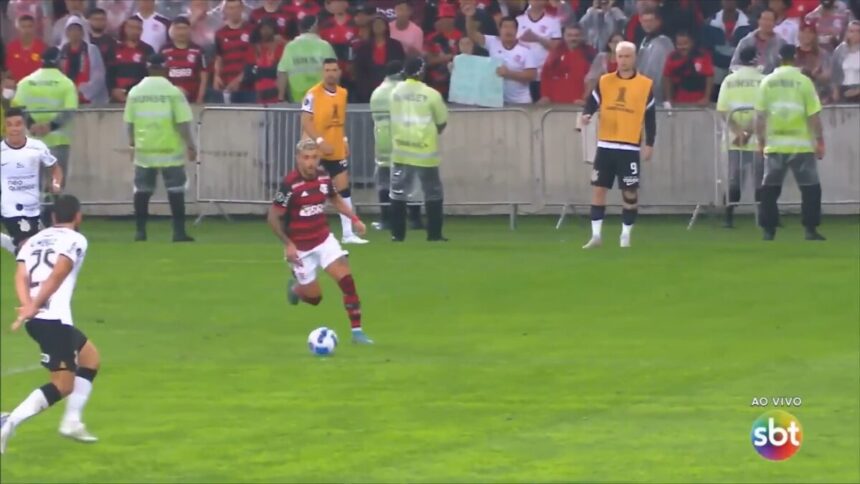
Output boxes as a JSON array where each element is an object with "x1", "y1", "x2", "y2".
[
  {"x1": 0, "y1": 233, "x2": 14, "y2": 254},
  {"x1": 591, "y1": 219, "x2": 603, "y2": 238},
  {"x1": 62, "y1": 377, "x2": 93, "y2": 425},
  {"x1": 340, "y1": 196, "x2": 355, "y2": 238},
  {"x1": 8, "y1": 389, "x2": 51, "y2": 427},
  {"x1": 622, "y1": 223, "x2": 634, "y2": 237}
]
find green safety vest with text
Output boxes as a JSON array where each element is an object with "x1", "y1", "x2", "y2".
[
  {"x1": 277, "y1": 34, "x2": 336, "y2": 103},
  {"x1": 12, "y1": 68, "x2": 78, "y2": 147},
  {"x1": 716, "y1": 66, "x2": 765, "y2": 152},
  {"x1": 370, "y1": 77, "x2": 401, "y2": 167},
  {"x1": 755, "y1": 66, "x2": 821, "y2": 154},
  {"x1": 389, "y1": 79, "x2": 448, "y2": 168},
  {"x1": 123, "y1": 76, "x2": 194, "y2": 168}
]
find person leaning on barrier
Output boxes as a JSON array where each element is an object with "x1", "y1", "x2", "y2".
[
  {"x1": 124, "y1": 53, "x2": 196, "y2": 243},
  {"x1": 755, "y1": 44, "x2": 827, "y2": 242},
  {"x1": 716, "y1": 45, "x2": 765, "y2": 229},
  {"x1": 388, "y1": 57, "x2": 449, "y2": 242},
  {"x1": 11, "y1": 46, "x2": 78, "y2": 227},
  {"x1": 369, "y1": 60, "x2": 423, "y2": 232}
]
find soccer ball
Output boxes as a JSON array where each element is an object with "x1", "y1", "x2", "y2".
[{"x1": 308, "y1": 327, "x2": 338, "y2": 356}]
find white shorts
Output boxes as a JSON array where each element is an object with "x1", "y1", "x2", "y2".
[{"x1": 291, "y1": 234, "x2": 349, "y2": 285}]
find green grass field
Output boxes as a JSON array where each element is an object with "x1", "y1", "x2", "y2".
[{"x1": 1, "y1": 215, "x2": 858, "y2": 483}]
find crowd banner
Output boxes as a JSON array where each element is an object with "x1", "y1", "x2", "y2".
[{"x1": 449, "y1": 54, "x2": 505, "y2": 108}]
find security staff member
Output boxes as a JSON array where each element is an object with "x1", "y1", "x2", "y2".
[
  {"x1": 124, "y1": 54, "x2": 196, "y2": 242},
  {"x1": 388, "y1": 57, "x2": 449, "y2": 242},
  {"x1": 755, "y1": 44, "x2": 826, "y2": 241},
  {"x1": 581, "y1": 40, "x2": 656, "y2": 249},
  {"x1": 717, "y1": 46, "x2": 765, "y2": 228}
]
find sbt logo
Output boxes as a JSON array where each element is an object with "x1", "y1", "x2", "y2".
[{"x1": 751, "y1": 410, "x2": 803, "y2": 461}]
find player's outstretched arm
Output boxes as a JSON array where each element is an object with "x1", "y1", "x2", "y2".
[
  {"x1": 14, "y1": 256, "x2": 74, "y2": 329},
  {"x1": 50, "y1": 163, "x2": 63, "y2": 193},
  {"x1": 14, "y1": 262, "x2": 33, "y2": 310},
  {"x1": 331, "y1": 194, "x2": 366, "y2": 236},
  {"x1": 267, "y1": 205, "x2": 291, "y2": 246}
]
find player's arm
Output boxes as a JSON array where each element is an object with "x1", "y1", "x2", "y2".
[
  {"x1": 464, "y1": 8, "x2": 486, "y2": 47},
  {"x1": 330, "y1": 192, "x2": 366, "y2": 236},
  {"x1": 14, "y1": 262, "x2": 33, "y2": 309},
  {"x1": 644, "y1": 89, "x2": 656, "y2": 148},
  {"x1": 196, "y1": 59, "x2": 209, "y2": 104},
  {"x1": 13, "y1": 255, "x2": 74, "y2": 329},
  {"x1": 213, "y1": 54, "x2": 224, "y2": 90},
  {"x1": 267, "y1": 204, "x2": 292, "y2": 246},
  {"x1": 582, "y1": 81, "x2": 602, "y2": 122},
  {"x1": 431, "y1": 90, "x2": 448, "y2": 134},
  {"x1": 276, "y1": 46, "x2": 290, "y2": 102}
]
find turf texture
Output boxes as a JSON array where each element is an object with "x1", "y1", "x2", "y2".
[{"x1": 1, "y1": 215, "x2": 858, "y2": 483}]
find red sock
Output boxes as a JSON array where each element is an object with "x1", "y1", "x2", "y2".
[{"x1": 338, "y1": 275, "x2": 361, "y2": 329}]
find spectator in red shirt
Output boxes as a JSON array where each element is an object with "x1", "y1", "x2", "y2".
[
  {"x1": 249, "y1": 17, "x2": 286, "y2": 104},
  {"x1": 162, "y1": 17, "x2": 208, "y2": 104},
  {"x1": 110, "y1": 17, "x2": 154, "y2": 103},
  {"x1": 663, "y1": 30, "x2": 714, "y2": 105},
  {"x1": 584, "y1": 31, "x2": 622, "y2": 94},
  {"x1": 283, "y1": 0, "x2": 323, "y2": 37},
  {"x1": 250, "y1": 0, "x2": 292, "y2": 42},
  {"x1": 354, "y1": 15, "x2": 406, "y2": 101},
  {"x1": 425, "y1": 3, "x2": 462, "y2": 98},
  {"x1": 214, "y1": 0, "x2": 255, "y2": 104},
  {"x1": 59, "y1": 16, "x2": 109, "y2": 105},
  {"x1": 805, "y1": 0, "x2": 857, "y2": 52},
  {"x1": 626, "y1": 0, "x2": 658, "y2": 45},
  {"x1": 539, "y1": 23, "x2": 595, "y2": 104},
  {"x1": 87, "y1": 8, "x2": 117, "y2": 62},
  {"x1": 4, "y1": 15, "x2": 46, "y2": 88},
  {"x1": 796, "y1": 21, "x2": 834, "y2": 101}
]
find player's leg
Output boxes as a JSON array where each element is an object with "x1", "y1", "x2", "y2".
[
  {"x1": 419, "y1": 166, "x2": 446, "y2": 241},
  {"x1": 791, "y1": 153, "x2": 825, "y2": 240},
  {"x1": 331, "y1": 160, "x2": 367, "y2": 244},
  {"x1": 133, "y1": 166, "x2": 157, "y2": 241},
  {"x1": 320, "y1": 237, "x2": 372, "y2": 344},
  {"x1": 758, "y1": 154, "x2": 788, "y2": 240},
  {"x1": 163, "y1": 166, "x2": 194, "y2": 242},
  {"x1": 1, "y1": 321, "x2": 77, "y2": 454},
  {"x1": 618, "y1": 151, "x2": 641, "y2": 247},
  {"x1": 0, "y1": 232, "x2": 13, "y2": 254},
  {"x1": 584, "y1": 148, "x2": 614, "y2": 248},
  {"x1": 389, "y1": 164, "x2": 413, "y2": 242},
  {"x1": 374, "y1": 166, "x2": 391, "y2": 230},
  {"x1": 59, "y1": 333, "x2": 99, "y2": 442},
  {"x1": 725, "y1": 150, "x2": 743, "y2": 228},
  {"x1": 287, "y1": 245, "x2": 324, "y2": 305}
]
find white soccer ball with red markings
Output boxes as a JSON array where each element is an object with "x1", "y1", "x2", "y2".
[{"x1": 308, "y1": 327, "x2": 338, "y2": 356}]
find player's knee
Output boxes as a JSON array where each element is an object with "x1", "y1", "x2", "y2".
[
  {"x1": 78, "y1": 342, "x2": 100, "y2": 370},
  {"x1": 51, "y1": 374, "x2": 75, "y2": 397},
  {"x1": 622, "y1": 190, "x2": 638, "y2": 207},
  {"x1": 339, "y1": 188, "x2": 351, "y2": 199}
]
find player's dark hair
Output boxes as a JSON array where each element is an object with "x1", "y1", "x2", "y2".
[
  {"x1": 323, "y1": 57, "x2": 339, "y2": 65},
  {"x1": 4, "y1": 107, "x2": 26, "y2": 119},
  {"x1": 779, "y1": 44, "x2": 797, "y2": 62},
  {"x1": 17, "y1": 14, "x2": 35, "y2": 23},
  {"x1": 738, "y1": 45, "x2": 757, "y2": 65},
  {"x1": 500, "y1": 16, "x2": 519, "y2": 29},
  {"x1": 53, "y1": 195, "x2": 81, "y2": 224},
  {"x1": 86, "y1": 8, "x2": 106, "y2": 18},
  {"x1": 300, "y1": 14, "x2": 318, "y2": 33},
  {"x1": 385, "y1": 60, "x2": 404, "y2": 77}
]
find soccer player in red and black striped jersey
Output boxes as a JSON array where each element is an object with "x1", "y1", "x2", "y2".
[
  {"x1": 214, "y1": 0, "x2": 255, "y2": 103},
  {"x1": 162, "y1": 17, "x2": 207, "y2": 104},
  {"x1": 250, "y1": 0, "x2": 292, "y2": 42},
  {"x1": 249, "y1": 18, "x2": 285, "y2": 104},
  {"x1": 267, "y1": 139, "x2": 374, "y2": 345},
  {"x1": 109, "y1": 17, "x2": 154, "y2": 103}
]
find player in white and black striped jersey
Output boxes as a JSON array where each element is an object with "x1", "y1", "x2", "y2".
[
  {"x1": 0, "y1": 195, "x2": 102, "y2": 454},
  {"x1": 0, "y1": 107, "x2": 63, "y2": 254}
]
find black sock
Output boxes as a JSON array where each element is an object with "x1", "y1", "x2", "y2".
[
  {"x1": 40, "y1": 383, "x2": 63, "y2": 406},
  {"x1": 76, "y1": 367, "x2": 98, "y2": 383},
  {"x1": 622, "y1": 208, "x2": 638, "y2": 226},
  {"x1": 378, "y1": 189, "x2": 391, "y2": 225},
  {"x1": 133, "y1": 192, "x2": 152, "y2": 233},
  {"x1": 390, "y1": 200, "x2": 407, "y2": 240},
  {"x1": 590, "y1": 205, "x2": 606, "y2": 221},
  {"x1": 408, "y1": 204, "x2": 422, "y2": 225},
  {"x1": 800, "y1": 184, "x2": 822, "y2": 229},
  {"x1": 425, "y1": 200, "x2": 444, "y2": 239},
  {"x1": 168, "y1": 192, "x2": 187, "y2": 235},
  {"x1": 758, "y1": 185, "x2": 781, "y2": 231}
]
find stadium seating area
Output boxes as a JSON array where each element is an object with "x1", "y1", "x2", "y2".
[{"x1": 2, "y1": 0, "x2": 859, "y2": 105}]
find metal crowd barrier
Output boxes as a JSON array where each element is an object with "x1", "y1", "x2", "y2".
[
  {"x1": 717, "y1": 105, "x2": 860, "y2": 213},
  {"x1": 195, "y1": 105, "x2": 536, "y2": 229}
]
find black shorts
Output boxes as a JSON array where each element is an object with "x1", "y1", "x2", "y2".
[
  {"x1": 134, "y1": 166, "x2": 187, "y2": 194},
  {"x1": 25, "y1": 319, "x2": 88, "y2": 372},
  {"x1": 389, "y1": 164, "x2": 444, "y2": 202},
  {"x1": 592, "y1": 148, "x2": 641, "y2": 189},
  {"x1": 321, "y1": 159, "x2": 348, "y2": 178},
  {"x1": 2, "y1": 215, "x2": 41, "y2": 248}
]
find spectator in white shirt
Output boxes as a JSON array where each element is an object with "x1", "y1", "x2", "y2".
[
  {"x1": 133, "y1": 0, "x2": 170, "y2": 52},
  {"x1": 465, "y1": 7, "x2": 539, "y2": 104},
  {"x1": 516, "y1": 0, "x2": 562, "y2": 100},
  {"x1": 389, "y1": 0, "x2": 423, "y2": 55},
  {"x1": 95, "y1": 0, "x2": 134, "y2": 36},
  {"x1": 770, "y1": 0, "x2": 799, "y2": 44}
]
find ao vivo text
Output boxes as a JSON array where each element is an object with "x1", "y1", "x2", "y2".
[{"x1": 750, "y1": 397, "x2": 802, "y2": 407}]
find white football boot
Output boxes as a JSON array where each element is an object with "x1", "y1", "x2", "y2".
[
  {"x1": 342, "y1": 235, "x2": 369, "y2": 245},
  {"x1": 59, "y1": 420, "x2": 98, "y2": 443},
  {"x1": 582, "y1": 236, "x2": 602, "y2": 249}
]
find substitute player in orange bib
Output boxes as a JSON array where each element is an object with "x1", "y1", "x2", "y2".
[
  {"x1": 300, "y1": 58, "x2": 368, "y2": 245},
  {"x1": 580, "y1": 40, "x2": 657, "y2": 249}
]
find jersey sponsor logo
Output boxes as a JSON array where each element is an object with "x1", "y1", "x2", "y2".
[
  {"x1": 622, "y1": 175, "x2": 639, "y2": 186},
  {"x1": 169, "y1": 67, "x2": 193, "y2": 78},
  {"x1": 299, "y1": 203, "x2": 325, "y2": 217},
  {"x1": 187, "y1": 53, "x2": 196, "y2": 63},
  {"x1": 241, "y1": 33, "x2": 250, "y2": 42},
  {"x1": 18, "y1": 219, "x2": 32, "y2": 232},
  {"x1": 6, "y1": 178, "x2": 38, "y2": 192},
  {"x1": 320, "y1": 183, "x2": 329, "y2": 194}
]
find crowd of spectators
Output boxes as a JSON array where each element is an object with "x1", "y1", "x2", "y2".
[{"x1": 1, "y1": 0, "x2": 858, "y2": 106}]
